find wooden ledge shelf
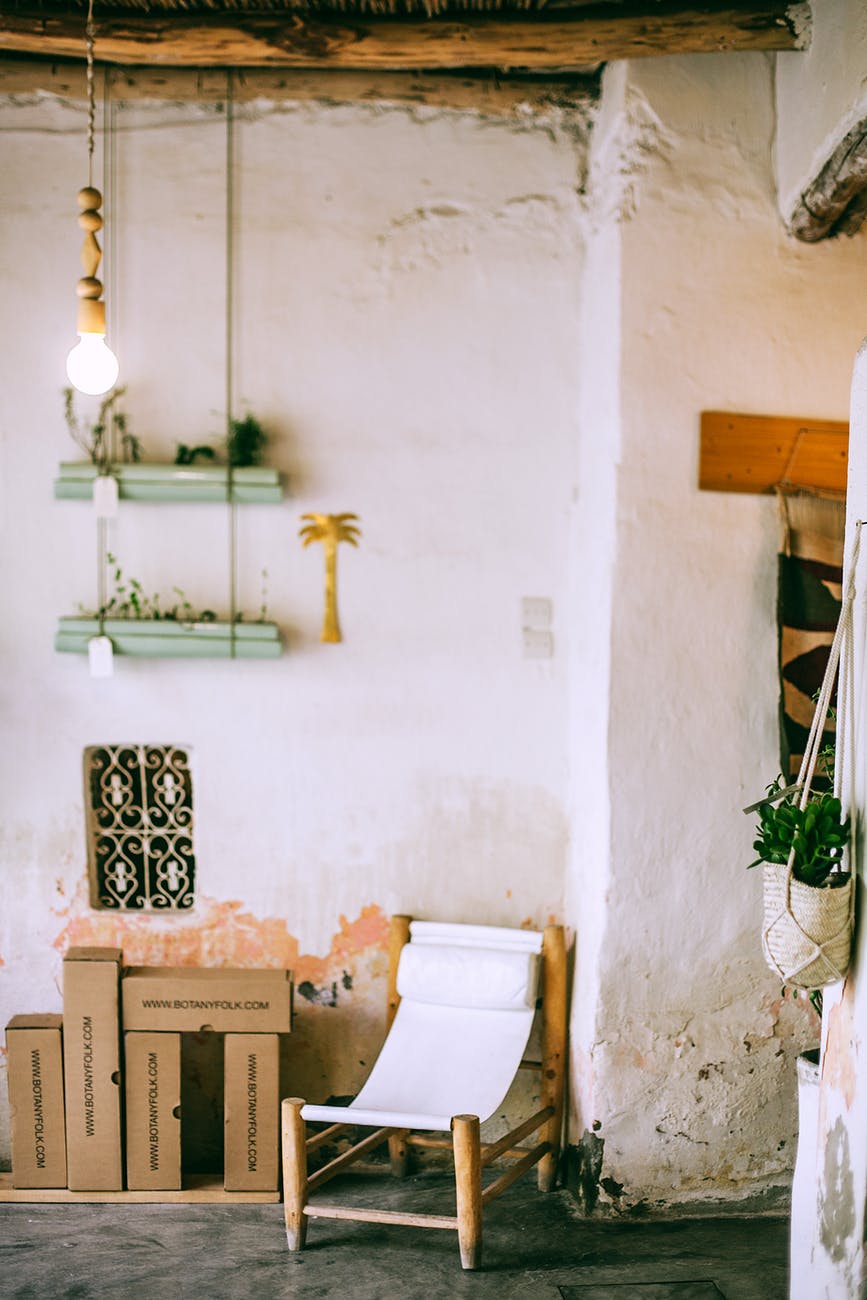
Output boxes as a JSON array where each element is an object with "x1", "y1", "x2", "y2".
[
  {"x1": 55, "y1": 617, "x2": 283, "y2": 659},
  {"x1": 0, "y1": 1173, "x2": 279, "y2": 1203},
  {"x1": 54, "y1": 463, "x2": 284, "y2": 504},
  {"x1": 699, "y1": 411, "x2": 849, "y2": 495}
]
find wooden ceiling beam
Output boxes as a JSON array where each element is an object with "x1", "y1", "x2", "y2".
[
  {"x1": 0, "y1": 56, "x2": 600, "y2": 114},
  {"x1": 0, "y1": 3, "x2": 807, "y2": 72},
  {"x1": 788, "y1": 119, "x2": 867, "y2": 243}
]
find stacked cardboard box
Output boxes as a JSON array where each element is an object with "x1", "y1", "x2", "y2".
[
  {"x1": 4, "y1": 953, "x2": 292, "y2": 1193},
  {"x1": 6, "y1": 1014, "x2": 67, "y2": 1188},
  {"x1": 122, "y1": 967, "x2": 291, "y2": 1191},
  {"x1": 64, "y1": 948, "x2": 124, "y2": 1190}
]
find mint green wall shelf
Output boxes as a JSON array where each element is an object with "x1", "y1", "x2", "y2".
[
  {"x1": 54, "y1": 463, "x2": 284, "y2": 504},
  {"x1": 56, "y1": 618, "x2": 282, "y2": 659}
]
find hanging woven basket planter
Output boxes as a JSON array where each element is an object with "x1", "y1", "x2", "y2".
[
  {"x1": 751, "y1": 519, "x2": 862, "y2": 992},
  {"x1": 761, "y1": 863, "x2": 853, "y2": 989}
]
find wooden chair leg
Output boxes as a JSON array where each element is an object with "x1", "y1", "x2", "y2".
[
  {"x1": 282, "y1": 1098, "x2": 308, "y2": 1250},
  {"x1": 538, "y1": 924, "x2": 567, "y2": 1192},
  {"x1": 386, "y1": 914, "x2": 412, "y2": 1032},
  {"x1": 388, "y1": 1131, "x2": 410, "y2": 1177},
  {"x1": 452, "y1": 1114, "x2": 482, "y2": 1270}
]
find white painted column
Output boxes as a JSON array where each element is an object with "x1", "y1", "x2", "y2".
[{"x1": 801, "y1": 339, "x2": 867, "y2": 1298}]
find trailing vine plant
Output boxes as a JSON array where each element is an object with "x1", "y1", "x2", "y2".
[
  {"x1": 77, "y1": 555, "x2": 269, "y2": 625},
  {"x1": 63, "y1": 386, "x2": 137, "y2": 471}
]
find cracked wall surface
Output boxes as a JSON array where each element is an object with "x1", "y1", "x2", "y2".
[
  {"x1": 5, "y1": 48, "x2": 867, "y2": 1211},
  {"x1": 0, "y1": 94, "x2": 580, "y2": 1168},
  {"x1": 571, "y1": 53, "x2": 867, "y2": 1209}
]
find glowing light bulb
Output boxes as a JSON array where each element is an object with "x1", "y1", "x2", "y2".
[{"x1": 66, "y1": 332, "x2": 119, "y2": 396}]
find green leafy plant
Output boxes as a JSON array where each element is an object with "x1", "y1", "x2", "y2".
[
  {"x1": 120, "y1": 424, "x2": 143, "y2": 463},
  {"x1": 63, "y1": 386, "x2": 130, "y2": 472},
  {"x1": 749, "y1": 778, "x2": 850, "y2": 888},
  {"x1": 78, "y1": 555, "x2": 217, "y2": 624},
  {"x1": 175, "y1": 443, "x2": 217, "y2": 466},
  {"x1": 227, "y1": 414, "x2": 267, "y2": 467},
  {"x1": 783, "y1": 984, "x2": 824, "y2": 1018}
]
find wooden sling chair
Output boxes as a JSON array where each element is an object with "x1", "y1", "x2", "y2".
[{"x1": 281, "y1": 915, "x2": 567, "y2": 1270}]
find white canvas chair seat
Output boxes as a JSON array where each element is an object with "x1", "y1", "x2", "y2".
[
  {"x1": 282, "y1": 916, "x2": 567, "y2": 1271},
  {"x1": 302, "y1": 922, "x2": 542, "y2": 1132}
]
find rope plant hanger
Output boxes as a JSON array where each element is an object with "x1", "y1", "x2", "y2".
[
  {"x1": 88, "y1": 62, "x2": 117, "y2": 679},
  {"x1": 87, "y1": 71, "x2": 246, "y2": 674},
  {"x1": 225, "y1": 70, "x2": 239, "y2": 658},
  {"x1": 756, "y1": 519, "x2": 863, "y2": 990}
]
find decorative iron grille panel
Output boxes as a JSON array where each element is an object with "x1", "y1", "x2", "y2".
[{"x1": 84, "y1": 745, "x2": 195, "y2": 910}]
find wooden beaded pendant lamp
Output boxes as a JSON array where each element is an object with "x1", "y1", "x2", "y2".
[{"x1": 65, "y1": 0, "x2": 119, "y2": 396}]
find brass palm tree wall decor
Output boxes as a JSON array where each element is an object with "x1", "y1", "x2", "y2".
[{"x1": 299, "y1": 513, "x2": 361, "y2": 643}]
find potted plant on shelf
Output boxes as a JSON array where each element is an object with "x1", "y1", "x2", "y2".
[
  {"x1": 55, "y1": 557, "x2": 281, "y2": 661},
  {"x1": 56, "y1": 396, "x2": 282, "y2": 503}
]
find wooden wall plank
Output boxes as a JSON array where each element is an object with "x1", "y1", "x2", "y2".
[{"x1": 699, "y1": 411, "x2": 849, "y2": 495}]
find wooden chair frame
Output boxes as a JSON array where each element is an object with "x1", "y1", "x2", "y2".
[{"x1": 282, "y1": 915, "x2": 567, "y2": 1270}]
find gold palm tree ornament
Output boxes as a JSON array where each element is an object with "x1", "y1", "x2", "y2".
[{"x1": 299, "y1": 513, "x2": 361, "y2": 643}]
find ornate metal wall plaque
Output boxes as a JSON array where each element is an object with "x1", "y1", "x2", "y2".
[{"x1": 84, "y1": 745, "x2": 195, "y2": 910}]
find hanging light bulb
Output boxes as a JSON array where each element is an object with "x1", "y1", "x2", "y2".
[
  {"x1": 66, "y1": 2, "x2": 119, "y2": 396},
  {"x1": 66, "y1": 331, "x2": 119, "y2": 397},
  {"x1": 66, "y1": 184, "x2": 119, "y2": 395}
]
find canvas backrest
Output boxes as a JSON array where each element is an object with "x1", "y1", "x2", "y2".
[{"x1": 396, "y1": 920, "x2": 542, "y2": 1011}]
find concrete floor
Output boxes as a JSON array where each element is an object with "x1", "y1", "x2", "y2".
[{"x1": 0, "y1": 1173, "x2": 788, "y2": 1300}]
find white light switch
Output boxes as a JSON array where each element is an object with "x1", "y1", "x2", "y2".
[
  {"x1": 523, "y1": 628, "x2": 554, "y2": 659},
  {"x1": 521, "y1": 597, "x2": 552, "y2": 628}
]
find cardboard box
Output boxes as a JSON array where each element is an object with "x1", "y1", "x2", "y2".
[
  {"x1": 63, "y1": 947, "x2": 123, "y2": 1190},
  {"x1": 125, "y1": 1032, "x2": 181, "y2": 1191},
  {"x1": 6, "y1": 1014, "x2": 67, "y2": 1188},
  {"x1": 224, "y1": 1033, "x2": 279, "y2": 1191},
  {"x1": 122, "y1": 967, "x2": 292, "y2": 1034}
]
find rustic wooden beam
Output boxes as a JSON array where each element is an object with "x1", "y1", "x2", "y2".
[
  {"x1": 0, "y1": 3, "x2": 808, "y2": 72},
  {"x1": 699, "y1": 411, "x2": 849, "y2": 495},
  {"x1": 788, "y1": 120, "x2": 867, "y2": 244},
  {"x1": 0, "y1": 54, "x2": 599, "y2": 113}
]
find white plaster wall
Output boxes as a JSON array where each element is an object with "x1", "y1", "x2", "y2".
[
  {"x1": 0, "y1": 93, "x2": 584, "y2": 1163},
  {"x1": 776, "y1": 0, "x2": 867, "y2": 223},
  {"x1": 795, "y1": 348, "x2": 867, "y2": 1299},
  {"x1": 7, "y1": 44, "x2": 867, "y2": 1208},
  {"x1": 586, "y1": 52, "x2": 867, "y2": 1206},
  {"x1": 565, "y1": 62, "x2": 625, "y2": 1156}
]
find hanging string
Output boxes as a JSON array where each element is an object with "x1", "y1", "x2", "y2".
[
  {"x1": 85, "y1": 0, "x2": 96, "y2": 189},
  {"x1": 226, "y1": 71, "x2": 238, "y2": 658},
  {"x1": 97, "y1": 517, "x2": 107, "y2": 636},
  {"x1": 94, "y1": 22, "x2": 107, "y2": 636},
  {"x1": 104, "y1": 64, "x2": 118, "y2": 463}
]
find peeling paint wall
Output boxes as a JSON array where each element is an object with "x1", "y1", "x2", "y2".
[
  {"x1": 5, "y1": 47, "x2": 867, "y2": 1212},
  {"x1": 571, "y1": 52, "x2": 867, "y2": 1210},
  {"x1": 0, "y1": 94, "x2": 582, "y2": 1165}
]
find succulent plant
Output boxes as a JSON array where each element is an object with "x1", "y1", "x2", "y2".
[{"x1": 749, "y1": 778, "x2": 850, "y2": 888}]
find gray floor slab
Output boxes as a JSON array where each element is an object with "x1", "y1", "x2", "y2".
[
  {"x1": 0, "y1": 1173, "x2": 788, "y2": 1300},
  {"x1": 559, "y1": 1285, "x2": 725, "y2": 1299}
]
